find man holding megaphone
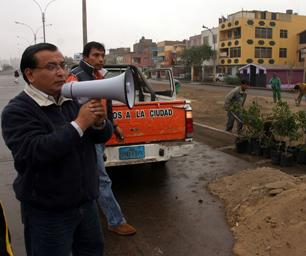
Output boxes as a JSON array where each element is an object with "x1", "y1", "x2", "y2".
[
  {"x1": 67, "y1": 41, "x2": 136, "y2": 236},
  {"x1": 2, "y1": 43, "x2": 113, "y2": 255}
]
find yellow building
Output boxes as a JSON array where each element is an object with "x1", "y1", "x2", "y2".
[
  {"x1": 218, "y1": 10, "x2": 306, "y2": 75},
  {"x1": 297, "y1": 30, "x2": 306, "y2": 81}
]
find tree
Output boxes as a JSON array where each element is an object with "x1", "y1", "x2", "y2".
[
  {"x1": 181, "y1": 45, "x2": 212, "y2": 67},
  {"x1": 181, "y1": 45, "x2": 212, "y2": 81}
]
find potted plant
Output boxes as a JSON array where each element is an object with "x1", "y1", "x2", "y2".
[
  {"x1": 241, "y1": 101, "x2": 265, "y2": 156},
  {"x1": 271, "y1": 102, "x2": 302, "y2": 166},
  {"x1": 297, "y1": 145, "x2": 306, "y2": 164},
  {"x1": 229, "y1": 102, "x2": 249, "y2": 153},
  {"x1": 296, "y1": 110, "x2": 306, "y2": 164},
  {"x1": 270, "y1": 141, "x2": 284, "y2": 164}
]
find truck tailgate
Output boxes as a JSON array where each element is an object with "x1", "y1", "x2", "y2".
[{"x1": 106, "y1": 100, "x2": 188, "y2": 146}]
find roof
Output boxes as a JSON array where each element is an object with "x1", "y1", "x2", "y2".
[{"x1": 298, "y1": 29, "x2": 306, "y2": 35}]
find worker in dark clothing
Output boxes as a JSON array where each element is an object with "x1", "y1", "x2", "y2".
[
  {"x1": 224, "y1": 79, "x2": 249, "y2": 133},
  {"x1": 294, "y1": 83, "x2": 306, "y2": 106},
  {"x1": 1, "y1": 43, "x2": 113, "y2": 256},
  {"x1": 269, "y1": 73, "x2": 281, "y2": 103}
]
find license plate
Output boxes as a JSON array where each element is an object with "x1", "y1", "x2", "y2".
[{"x1": 119, "y1": 146, "x2": 145, "y2": 160}]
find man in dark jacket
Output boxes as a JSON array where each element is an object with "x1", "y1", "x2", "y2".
[
  {"x1": 1, "y1": 43, "x2": 113, "y2": 256},
  {"x1": 67, "y1": 41, "x2": 136, "y2": 236}
]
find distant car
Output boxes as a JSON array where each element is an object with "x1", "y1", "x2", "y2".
[{"x1": 215, "y1": 73, "x2": 225, "y2": 82}]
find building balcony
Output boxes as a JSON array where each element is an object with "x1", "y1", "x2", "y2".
[
  {"x1": 219, "y1": 20, "x2": 241, "y2": 31},
  {"x1": 219, "y1": 57, "x2": 242, "y2": 65},
  {"x1": 252, "y1": 39, "x2": 276, "y2": 47},
  {"x1": 219, "y1": 39, "x2": 241, "y2": 48}
]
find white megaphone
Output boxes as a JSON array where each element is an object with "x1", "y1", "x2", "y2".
[{"x1": 61, "y1": 68, "x2": 135, "y2": 108}]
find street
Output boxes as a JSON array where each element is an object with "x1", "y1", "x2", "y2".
[{"x1": 0, "y1": 75, "x2": 304, "y2": 255}]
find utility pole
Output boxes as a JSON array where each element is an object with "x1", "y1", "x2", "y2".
[
  {"x1": 203, "y1": 25, "x2": 217, "y2": 82},
  {"x1": 82, "y1": 0, "x2": 88, "y2": 47}
]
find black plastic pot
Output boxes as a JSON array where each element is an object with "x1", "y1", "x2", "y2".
[
  {"x1": 271, "y1": 150, "x2": 281, "y2": 165},
  {"x1": 262, "y1": 147, "x2": 271, "y2": 158},
  {"x1": 248, "y1": 138, "x2": 262, "y2": 156},
  {"x1": 235, "y1": 138, "x2": 249, "y2": 153},
  {"x1": 287, "y1": 147, "x2": 299, "y2": 161},
  {"x1": 280, "y1": 153, "x2": 294, "y2": 167},
  {"x1": 297, "y1": 150, "x2": 306, "y2": 164}
]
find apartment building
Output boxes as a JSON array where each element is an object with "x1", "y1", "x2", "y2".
[
  {"x1": 132, "y1": 37, "x2": 158, "y2": 67},
  {"x1": 186, "y1": 34, "x2": 202, "y2": 48},
  {"x1": 106, "y1": 47, "x2": 131, "y2": 64},
  {"x1": 105, "y1": 37, "x2": 157, "y2": 68},
  {"x1": 157, "y1": 41, "x2": 186, "y2": 67},
  {"x1": 201, "y1": 27, "x2": 218, "y2": 79},
  {"x1": 218, "y1": 9, "x2": 306, "y2": 75},
  {"x1": 297, "y1": 30, "x2": 306, "y2": 81}
]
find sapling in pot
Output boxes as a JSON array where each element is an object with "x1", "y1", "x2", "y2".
[{"x1": 271, "y1": 102, "x2": 301, "y2": 166}]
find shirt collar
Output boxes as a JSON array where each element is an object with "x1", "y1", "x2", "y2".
[
  {"x1": 24, "y1": 84, "x2": 72, "y2": 106},
  {"x1": 80, "y1": 60, "x2": 104, "y2": 79}
]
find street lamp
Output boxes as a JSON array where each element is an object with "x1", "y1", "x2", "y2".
[
  {"x1": 15, "y1": 21, "x2": 36, "y2": 44},
  {"x1": 17, "y1": 35, "x2": 30, "y2": 46},
  {"x1": 203, "y1": 25, "x2": 216, "y2": 82},
  {"x1": 32, "y1": 0, "x2": 56, "y2": 43},
  {"x1": 15, "y1": 21, "x2": 52, "y2": 44}
]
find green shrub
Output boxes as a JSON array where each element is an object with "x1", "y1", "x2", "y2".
[
  {"x1": 242, "y1": 101, "x2": 265, "y2": 139},
  {"x1": 224, "y1": 76, "x2": 241, "y2": 85}
]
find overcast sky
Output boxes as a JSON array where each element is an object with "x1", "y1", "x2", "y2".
[{"x1": 0, "y1": 0, "x2": 305, "y2": 60}]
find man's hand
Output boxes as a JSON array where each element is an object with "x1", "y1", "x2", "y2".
[
  {"x1": 114, "y1": 126, "x2": 124, "y2": 142},
  {"x1": 75, "y1": 99, "x2": 106, "y2": 131}
]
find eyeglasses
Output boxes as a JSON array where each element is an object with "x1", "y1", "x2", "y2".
[{"x1": 35, "y1": 63, "x2": 68, "y2": 72}]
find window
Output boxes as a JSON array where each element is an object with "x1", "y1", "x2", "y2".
[
  {"x1": 233, "y1": 28, "x2": 241, "y2": 39},
  {"x1": 255, "y1": 47, "x2": 272, "y2": 58},
  {"x1": 279, "y1": 48, "x2": 287, "y2": 58},
  {"x1": 299, "y1": 51, "x2": 304, "y2": 62},
  {"x1": 228, "y1": 30, "x2": 232, "y2": 40},
  {"x1": 203, "y1": 36, "x2": 209, "y2": 45},
  {"x1": 255, "y1": 27, "x2": 272, "y2": 39},
  {"x1": 280, "y1": 29, "x2": 288, "y2": 38},
  {"x1": 213, "y1": 34, "x2": 217, "y2": 44},
  {"x1": 271, "y1": 13, "x2": 277, "y2": 20},
  {"x1": 260, "y1": 12, "x2": 266, "y2": 19},
  {"x1": 230, "y1": 47, "x2": 241, "y2": 58},
  {"x1": 300, "y1": 31, "x2": 306, "y2": 44},
  {"x1": 145, "y1": 70, "x2": 173, "y2": 96}
]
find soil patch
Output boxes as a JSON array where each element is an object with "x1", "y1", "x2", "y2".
[{"x1": 208, "y1": 167, "x2": 306, "y2": 256}]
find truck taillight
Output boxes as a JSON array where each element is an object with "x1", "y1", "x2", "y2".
[{"x1": 186, "y1": 110, "x2": 193, "y2": 138}]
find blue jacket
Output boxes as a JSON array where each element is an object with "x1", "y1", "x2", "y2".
[{"x1": 1, "y1": 92, "x2": 113, "y2": 211}]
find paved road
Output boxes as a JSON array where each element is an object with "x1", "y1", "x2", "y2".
[{"x1": 0, "y1": 75, "x2": 257, "y2": 256}]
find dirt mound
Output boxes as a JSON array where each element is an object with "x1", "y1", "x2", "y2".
[{"x1": 208, "y1": 167, "x2": 306, "y2": 256}]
